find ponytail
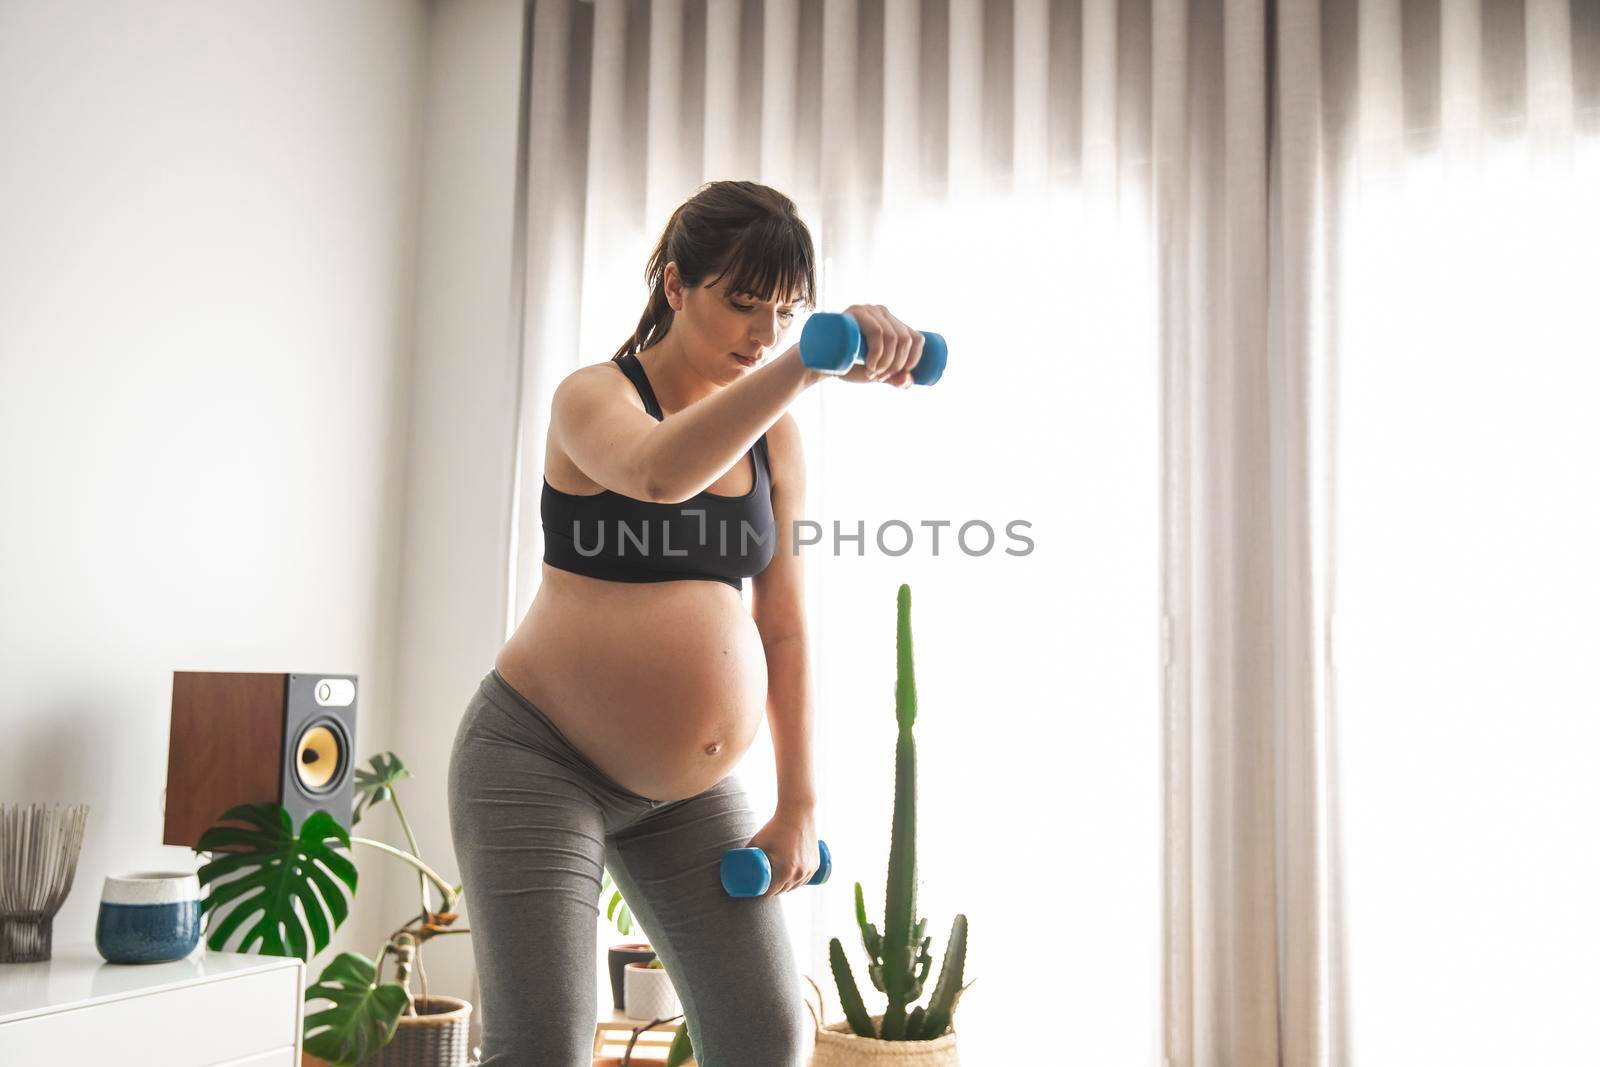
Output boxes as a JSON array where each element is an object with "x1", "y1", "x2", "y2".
[{"x1": 611, "y1": 202, "x2": 690, "y2": 362}]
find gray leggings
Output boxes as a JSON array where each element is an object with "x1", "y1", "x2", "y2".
[{"x1": 446, "y1": 668, "x2": 806, "y2": 1066}]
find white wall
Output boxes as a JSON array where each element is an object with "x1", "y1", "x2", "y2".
[
  {"x1": 382, "y1": 0, "x2": 528, "y2": 1013},
  {"x1": 0, "y1": 0, "x2": 429, "y2": 974}
]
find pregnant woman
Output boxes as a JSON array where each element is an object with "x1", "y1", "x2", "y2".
[{"x1": 447, "y1": 180, "x2": 925, "y2": 1066}]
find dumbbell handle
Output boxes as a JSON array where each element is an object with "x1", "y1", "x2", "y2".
[
  {"x1": 799, "y1": 312, "x2": 948, "y2": 385},
  {"x1": 721, "y1": 840, "x2": 833, "y2": 897}
]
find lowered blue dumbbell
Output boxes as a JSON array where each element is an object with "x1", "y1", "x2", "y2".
[
  {"x1": 800, "y1": 312, "x2": 948, "y2": 385},
  {"x1": 721, "y1": 840, "x2": 833, "y2": 897}
]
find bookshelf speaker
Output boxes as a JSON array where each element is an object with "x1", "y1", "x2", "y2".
[{"x1": 162, "y1": 671, "x2": 358, "y2": 848}]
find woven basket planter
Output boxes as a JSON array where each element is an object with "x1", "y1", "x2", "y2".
[
  {"x1": 803, "y1": 976, "x2": 965, "y2": 1067},
  {"x1": 355, "y1": 994, "x2": 473, "y2": 1067}
]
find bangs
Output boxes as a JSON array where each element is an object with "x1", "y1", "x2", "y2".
[{"x1": 706, "y1": 215, "x2": 817, "y2": 308}]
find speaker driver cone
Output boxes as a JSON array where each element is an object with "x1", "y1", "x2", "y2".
[{"x1": 295, "y1": 721, "x2": 346, "y2": 794}]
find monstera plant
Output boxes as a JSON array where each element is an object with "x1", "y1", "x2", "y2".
[{"x1": 193, "y1": 753, "x2": 467, "y2": 1066}]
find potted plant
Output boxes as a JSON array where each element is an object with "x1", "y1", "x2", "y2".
[
  {"x1": 622, "y1": 955, "x2": 683, "y2": 1022},
  {"x1": 805, "y1": 583, "x2": 975, "y2": 1065},
  {"x1": 600, "y1": 868, "x2": 656, "y2": 1013},
  {"x1": 192, "y1": 753, "x2": 472, "y2": 1066}
]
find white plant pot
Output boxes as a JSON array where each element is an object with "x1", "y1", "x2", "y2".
[{"x1": 623, "y1": 961, "x2": 682, "y2": 1021}]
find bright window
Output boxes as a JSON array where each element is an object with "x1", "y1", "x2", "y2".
[
  {"x1": 1334, "y1": 137, "x2": 1600, "y2": 1064},
  {"x1": 738, "y1": 187, "x2": 1162, "y2": 1062}
]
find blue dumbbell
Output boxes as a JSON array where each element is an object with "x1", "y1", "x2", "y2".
[
  {"x1": 721, "y1": 840, "x2": 833, "y2": 897},
  {"x1": 800, "y1": 312, "x2": 948, "y2": 385}
]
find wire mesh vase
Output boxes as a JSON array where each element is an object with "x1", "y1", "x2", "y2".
[{"x1": 0, "y1": 802, "x2": 90, "y2": 963}]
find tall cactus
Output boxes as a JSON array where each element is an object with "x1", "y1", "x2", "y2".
[
  {"x1": 880, "y1": 582, "x2": 923, "y2": 1037},
  {"x1": 829, "y1": 583, "x2": 971, "y2": 1041}
]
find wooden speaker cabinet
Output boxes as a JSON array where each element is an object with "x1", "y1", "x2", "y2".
[{"x1": 163, "y1": 671, "x2": 358, "y2": 847}]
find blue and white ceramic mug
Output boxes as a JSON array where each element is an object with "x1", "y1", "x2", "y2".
[{"x1": 95, "y1": 870, "x2": 203, "y2": 964}]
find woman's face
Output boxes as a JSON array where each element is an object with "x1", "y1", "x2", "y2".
[{"x1": 665, "y1": 261, "x2": 799, "y2": 380}]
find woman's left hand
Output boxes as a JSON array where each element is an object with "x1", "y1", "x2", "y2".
[{"x1": 746, "y1": 805, "x2": 819, "y2": 896}]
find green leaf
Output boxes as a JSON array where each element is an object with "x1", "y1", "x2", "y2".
[
  {"x1": 665, "y1": 1023, "x2": 694, "y2": 1066},
  {"x1": 194, "y1": 804, "x2": 356, "y2": 960},
  {"x1": 600, "y1": 868, "x2": 633, "y2": 936},
  {"x1": 304, "y1": 952, "x2": 409, "y2": 1066},
  {"x1": 352, "y1": 752, "x2": 411, "y2": 826}
]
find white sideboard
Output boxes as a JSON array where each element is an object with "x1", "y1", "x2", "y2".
[{"x1": 0, "y1": 943, "x2": 303, "y2": 1066}]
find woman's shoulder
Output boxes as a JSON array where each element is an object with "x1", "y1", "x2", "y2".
[
  {"x1": 551, "y1": 358, "x2": 645, "y2": 421},
  {"x1": 563, "y1": 356, "x2": 630, "y2": 387}
]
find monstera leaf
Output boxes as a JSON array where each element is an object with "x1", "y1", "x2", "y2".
[
  {"x1": 600, "y1": 867, "x2": 636, "y2": 936},
  {"x1": 304, "y1": 951, "x2": 409, "y2": 1066},
  {"x1": 194, "y1": 803, "x2": 357, "y2": 960},
  {"x1": 352, "y1": 752, "x2": 411, "y2": 825}
]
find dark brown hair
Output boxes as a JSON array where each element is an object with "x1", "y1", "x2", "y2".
[{"x1": 611, "y1": 180, "x2": 818, "y2": 362}]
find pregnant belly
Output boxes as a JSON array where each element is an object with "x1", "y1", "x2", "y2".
[{"x1": 494, "y1": 567, "x2": 770, "y2": 802}]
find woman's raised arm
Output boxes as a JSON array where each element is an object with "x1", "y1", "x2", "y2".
[{"x1": 553, "y1": 343, "x2": 822, "y2": 504}]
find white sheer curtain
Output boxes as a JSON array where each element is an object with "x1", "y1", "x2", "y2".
[
  {"x1": 1328, "y1": 2, "x2": 1600, "y2": 1064},
  {"x1": 1154, "y1": 0, "x2": 1331, "y2": 1060},
  {"x1": 1160, "y1": 2, "x2": 1600, "y2": 1064},
  {"x1": 502, "y1": 0, "x2": 1600, "y2": 1064}
]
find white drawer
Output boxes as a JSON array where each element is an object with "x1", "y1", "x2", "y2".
[{"x1": 0, "y1": 966, "x2": 299, "y2": 1066}]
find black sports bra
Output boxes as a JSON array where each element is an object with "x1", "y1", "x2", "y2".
[{"x1": 540, "y1": 352, "x2": 778, "y2": 591}]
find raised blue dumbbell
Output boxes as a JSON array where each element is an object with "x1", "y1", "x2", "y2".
[
  {"x1": 721, "y1": 840, "x2": 833, "y2": 897},
  {"x1": 800, "y1": 312, "x2": 948, "y2": 385}
]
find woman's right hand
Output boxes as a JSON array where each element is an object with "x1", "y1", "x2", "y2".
[{"x1": 832, "y1": 304, "x2": 924, "y2": 389}]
